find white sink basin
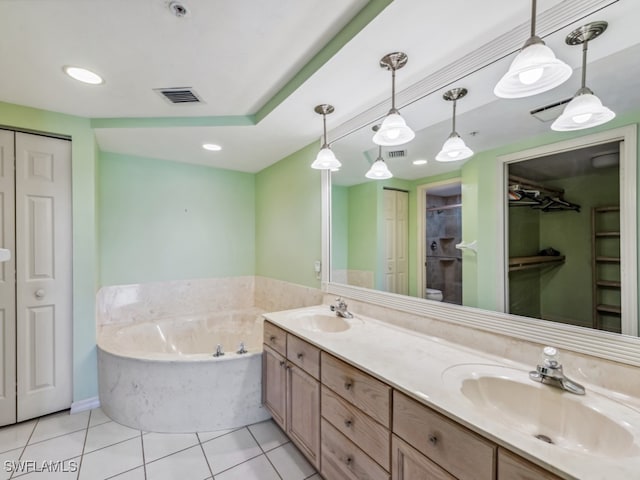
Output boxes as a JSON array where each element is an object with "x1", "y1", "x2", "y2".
[
  {"x1": 296, "y1": 312, "x2": 361, "y2": 333},
  {"x1": 442, "y1": 364, "x2": 640, "y2": 458}
]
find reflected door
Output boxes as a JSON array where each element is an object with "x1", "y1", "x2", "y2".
[{"x1": 384, "y1": 189, "x2": 408, "y2": 295}]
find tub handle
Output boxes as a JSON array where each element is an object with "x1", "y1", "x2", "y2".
[{"x1": 296, "y1": 352, "x2": 304, "y2": 360}]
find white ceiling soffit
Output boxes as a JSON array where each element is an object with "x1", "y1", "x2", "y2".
[{"x1": 0, "y1": 0, "x2": 368, "y2": 118}]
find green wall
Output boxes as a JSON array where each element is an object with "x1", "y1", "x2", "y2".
[
  {"x1": 0, "y1": 101, "x2": 98, "y2": 402},
  {"x1": 255, "y1": 142, "x2": 322, "y2": 288},
  {"x1": 98, "y1": 152, "x2": 255, "y2": 285}
]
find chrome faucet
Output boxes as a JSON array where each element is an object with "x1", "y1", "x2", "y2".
[
  {"x1": 330, "y1": 297, "x2": 353, "y2": 319},
  {"x1": 529, "y1": 346, "x2": 585, "y2": 395},
  {"x1": 213, "y1": 344, "x2": 225, "y2": 357}
]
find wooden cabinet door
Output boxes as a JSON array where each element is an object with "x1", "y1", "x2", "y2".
[
  {"x1": 287, "y1": 364, "x2": 320, "y2": 469},
  {"x1": 392, "y1": 435, "x2": 455, "y2": 480},
  {"x1": 263, "y1": 345, "x2": 287, "y2": 429}
]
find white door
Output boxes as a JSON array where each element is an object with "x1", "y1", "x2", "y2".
[
  {"x1": 15, "y1": 132, "x2": 72, "y2": 421},
  {"x1": 384, "y1": 189, "x2": 408, "y2": 295},
  {"x1": 0, "y1": 130, "x2": 17, "y2": 426}
]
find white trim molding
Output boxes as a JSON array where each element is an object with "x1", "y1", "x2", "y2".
[{"x1": 70, "y1": 396, "x2": 100, "y2": 415}]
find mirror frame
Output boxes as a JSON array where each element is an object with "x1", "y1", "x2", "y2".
[{"x1": 323, "y1": 125, "x2": 640, "y2": 367}]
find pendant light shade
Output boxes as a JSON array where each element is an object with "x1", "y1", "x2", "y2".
[
  {"x1": 311, "y1": 104, "x2": 341, "y2": 170},
  {"x1": 552, "y1": 22, "x2": 615, "y2": 131},
  {"x1": 494, "y1": 0, "x2": 571, "y2": 98},
  {"x1": 436, "y1": 88, "x2": 474, "y2": 162},
  {"x1": 373, "y1": 52, "x2": 415, "y2": 146},
  {"x1": 366, "y1": 128, "x2": 393, "y2": 179}
]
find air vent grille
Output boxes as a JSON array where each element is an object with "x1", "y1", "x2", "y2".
[
  {"x1": 530, "y1": 98, "x2": 572, "y2": 122},
  {"x1": 387, "y1": 150, "x2": 406, "y2": 158},
  {"x1": 155, "y1": 87, "x2": 203, "y2": 104}
]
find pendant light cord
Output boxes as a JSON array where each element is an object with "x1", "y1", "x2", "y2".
[
  {"x1": 322, "y1": 113, "x2": 328, "y2": 147},
  {"x1": 581, "y1": 40, "x2": 588, "y2": 89},
  {"x1": 391, "y1": 68, "x2": 397, "y2": 111},
  {"x1": 451, "y1": 99, "x2": 457, "y2": 133},
  {"x1": 530, "y1": 0, "x2": 537, "y2": 37}
]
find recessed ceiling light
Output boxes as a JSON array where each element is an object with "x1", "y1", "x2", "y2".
[
  {"x1": 202, "y1": 143, "x2": 222, "y2": 151},
  {"x1": 63, "y1": 66, "x2": 103, "y2": 85},
  {"x1": 413, "y1": 159, "x2": 427, "y2": 165}
]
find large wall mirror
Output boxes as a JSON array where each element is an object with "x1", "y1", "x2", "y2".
[{"x1": 323, "y1": 0, "x2": 640, "y2": 364}]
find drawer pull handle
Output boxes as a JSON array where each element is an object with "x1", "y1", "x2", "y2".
[
  {"x1": 428, "y1": 434, "x2": 438, "y2": 445},
  {"x1": 344, "y1": 380, "x2": 353, "y2": 391},
  {"x1": 345, "y1": 456, "x2": 353, "y2": 466},
  {"x1": 297, "y1": 352, "x2": 304, "y2": 359},
  {"x1": 344, "y1": 419, "x2": 353, "y2": 428},
  {"x1": 270, "y1": 336, "x2": 276, "y2": 342}
]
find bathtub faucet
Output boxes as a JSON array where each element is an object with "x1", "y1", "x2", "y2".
[
  {"x1": 330, "y1": 297, "x2": 353, "y2": 319},
  {"x1": 237, "y1": 342, "x2": 248, "y2": 354},
  {"x1": 213, "y1": 344, "x2": 225, "y2": 357}
]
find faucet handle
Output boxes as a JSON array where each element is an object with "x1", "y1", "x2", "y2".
[{"x1": 542, "y1": 346, "x2": 559, "y2": 368}]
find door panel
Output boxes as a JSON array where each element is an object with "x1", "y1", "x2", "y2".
[
  {"x1": 15, "y1": 132, "x2": 72, "y2": 421},
  {"x1": 0, "y1": 130, "x2": 16, "y2": 427}
]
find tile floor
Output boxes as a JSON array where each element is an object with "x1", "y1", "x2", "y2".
[{"x1": 0, "y1": 409, "x2": 320, "y2": 480}]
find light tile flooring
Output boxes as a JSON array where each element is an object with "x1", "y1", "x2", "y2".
[{"x1": 0, "y1": 409, "x2": 320, "y2": 480}]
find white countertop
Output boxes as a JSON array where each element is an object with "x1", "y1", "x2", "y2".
[{"x1": 264, "y1": 305, "x2": 640, "y2": 480}]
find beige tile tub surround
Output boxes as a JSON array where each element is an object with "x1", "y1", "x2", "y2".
[
  {"x1": 266, "y1": 305, "x2": 640, "y2": 480},
  {"x1": 97, "y1": 276, "x2": 324, "y2": 327}
]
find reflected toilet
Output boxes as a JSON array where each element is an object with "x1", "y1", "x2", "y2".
[{"x1": 426, "y1": 288, "x2": 443, "y2": 301}]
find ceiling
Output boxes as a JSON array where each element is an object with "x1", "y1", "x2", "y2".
[{"x1": 1, "y1": 0, "x2": 637, "y2": 181}]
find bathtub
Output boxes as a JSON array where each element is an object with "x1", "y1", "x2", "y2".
[{"x1": 97, "y1": 308, "x2": 271, "y2": 433}]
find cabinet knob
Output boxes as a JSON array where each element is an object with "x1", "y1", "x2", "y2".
[
  {"x1": 345, "y1": 456, "x2": 353, "y2": 466},
  {"x1": 297, "y1": 352, "x2": 304, "y2": 360},
  {"x1": 286, "y1": 365, "x2": 292, "y2": 370},
  {"x1": 344, "y1": 419, "x2": 353, "y2": 428},
  {"x1": 428, "y1": 434, "x2": 438, "y2": 445},
  {"x1": 35, "y1": 289, "x2": 45, "y2": 299},
  {"x1": 344, "y1": 380, "x2": 353, "y2": 391},
  {"x1": 279, "y1": 361, "x2": 285, "y2": 368},
  {"x1": 270, "y1": 336, "x2": 276, "y2": 342}
]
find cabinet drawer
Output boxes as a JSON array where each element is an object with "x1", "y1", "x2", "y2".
[
  {"x1": 393, "y1": 391, "x2": 496, "y2": 480},
  {"x1": 263, "y1": 321, "x2": 287, "y2": 356},
  {"x1": 392, "y1": 435, "x2": 456, "y2": 480},
  {"x1": 321, "y1": 386, "x2": 390, "y2": 471},
  {"x1": 287, "y1": 334, "x2": 320, "y2": 379},
  {"x1": 321, "y1": 353, "x2": 391, "y2": 427},
  {"x1": 498, "y1": 448, "x2": 561, "y2": 480},
  {"x1": 321, "y1": 419, "x2": 390, "y2": 480}
]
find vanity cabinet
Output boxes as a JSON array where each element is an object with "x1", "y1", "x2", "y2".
[
  {"x1": 262, "y1": 322, "x2": 320, "y2": 469},
  {"x1": 497, "y1": 448, "x2": 562, "y2": 480},
  {"x1": 320, "y1": 353, "x2": 391, "y2": 480},
  {"x1": 393, "y1": 391, "x2": 496, "y2": 480},
  {"x1": 262, "y1": 319, "x2": 569, "y2": 480}
]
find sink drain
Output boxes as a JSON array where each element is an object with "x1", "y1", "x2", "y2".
[{"x1": 535, "y1": 434, "x2": 554, "y2": 444}]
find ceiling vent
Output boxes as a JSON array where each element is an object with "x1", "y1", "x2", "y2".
[
  {"x1": 387, "y1": 149, "x2": 406, "y2": 158},
  {"x1": 155, "y1": 87, "x2": 203, "y2": 104},
  {"x1": 530, "y1": 98, "x2": 572, "y2": 122}
]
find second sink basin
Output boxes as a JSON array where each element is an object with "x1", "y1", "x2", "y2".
[{"x1": 442, "y1": 364, "x2": 640, "y2": 458}]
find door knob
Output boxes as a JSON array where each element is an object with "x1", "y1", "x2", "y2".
[{"x1": 35, "y1": 289, "x2": 45, "y2": 299}]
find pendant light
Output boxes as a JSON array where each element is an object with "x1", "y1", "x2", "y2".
[
  {"x1": 436, "y1": 88, "x2": 474, "y2": 162},
  {"x1": 551, "y1": 21, "x2": 615, "y2": 131},
  {"x1": 366, "y1": 126, "x2": 393, "y2": 180},
  {"x1": 373, "y1": 52, "x2": 415, "y2": 146},
  {"x1": 311, "y1": 104, "x2": 341, "y2": 170},
  {"x1": 494, "y1": 0, "x2": 572, "y2": 98}
]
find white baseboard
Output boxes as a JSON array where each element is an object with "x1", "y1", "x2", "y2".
[{"x1": 70, "y1": 396, "x2": 100, "y2": 415}]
